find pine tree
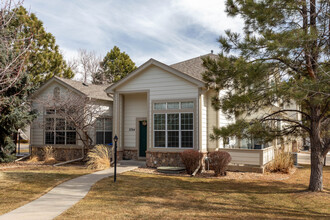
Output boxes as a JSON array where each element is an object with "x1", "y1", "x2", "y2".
[
  {"x1": 0, "y1": 73, "x2": 36, "y2": 162},
  {"x1": 203, "y1": 0, "x2": 329, "y2": 191},
  {"x1": 96, "y1": 46, "x2": 136, "y2": 84},
  {"x1": 0, "y1": 3, "x2": 73, "y2": 161},
  {"x1": 13, "y1": 6, "x2": 74, "y2": 85}
]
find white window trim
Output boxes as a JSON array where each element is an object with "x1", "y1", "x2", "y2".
[
  {"x1": 153, "y1": 112, "x2": 194, "y2": 148},
  {"x1": 153, "y1": 101, "x2": 194, "y2": 110}
]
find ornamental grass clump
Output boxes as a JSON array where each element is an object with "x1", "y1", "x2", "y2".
[
  {"x1": 87, "y1": 145, "x2": 112, "y2": 170},
  {"x1": 209, "y1": 151, "x2": 231, "y2": 176},
  {"x1": 266, "y1": 148, "x2": 293, "y2": 173},
  {"x1": 43, "y1": 146, "x2": 56, "y2": 164},
  {"x1": 180, "y1": 150, "x2": 202, "y2": 175}
]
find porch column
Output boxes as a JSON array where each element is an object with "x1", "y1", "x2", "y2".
[{"x1": 113, "y1": 92, "x2": 124, "y2": 154}]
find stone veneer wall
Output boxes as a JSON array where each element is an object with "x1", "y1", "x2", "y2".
[
  {"x1": 123, "y1": 149, "x2": 138, "y2": 160},
  {"x1": 31, "y1": 146, "x2": 88, "y2": 161},
  {"x1": 31, "y1": 146, "x2": 124, "y2": 162},
  {"x1": 146, "y1": 151, "x2": 184, "y2": 168}
]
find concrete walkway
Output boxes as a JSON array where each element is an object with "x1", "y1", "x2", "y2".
[{"x1": 0, "y1": 160, "x2": 144, "y2": 220}]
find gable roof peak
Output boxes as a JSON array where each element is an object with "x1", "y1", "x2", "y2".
[
  {"x1": 33, "y1": 76, "x2": 112, "y2": 101},
  {"x1": 170, "y1": 53, "x2": 218, "y2": 82}
]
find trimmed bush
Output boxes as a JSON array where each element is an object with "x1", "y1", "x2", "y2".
[
  {"x1": 209, "y1": 151, "x2": 231, "y2": 176},
  {"x1": 180, "y1": 150, "x2": 202, "y2": 175},
  {"x1": 266, "y1": 148, "x2": 293, "y2": 173},
  {"x1": 86, "y1": 145, "x2": 112, "y2": 169}
]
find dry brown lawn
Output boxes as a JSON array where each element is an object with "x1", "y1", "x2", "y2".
[
  {"x1": 58, "y1": 166, "x2": 330, "y2": 220},
  {"x1": 0, "y1": 162, "x2": 92, "y2": 215}
]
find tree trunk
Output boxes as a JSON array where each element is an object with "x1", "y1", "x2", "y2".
[
  {"x1": 309, "y1": 145, "x2": 324, "y2": 191},
  {"x1": 308, "y1": 111, "x2": 324, "y2": 191}
]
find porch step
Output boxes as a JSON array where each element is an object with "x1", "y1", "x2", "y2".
[{"x1": 157, "y1": 166, "x2": 186, "y2": 174}]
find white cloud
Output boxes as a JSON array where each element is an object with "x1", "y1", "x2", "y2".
[{"x1": 23, "y1": 0, "x2": 244, "y2": 66}]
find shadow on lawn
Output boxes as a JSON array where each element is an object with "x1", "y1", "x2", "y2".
[{"x1": 89, "y1": 172, "x2": 330, "y2": 219}]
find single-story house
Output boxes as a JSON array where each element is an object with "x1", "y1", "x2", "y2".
[
  {"x1": 29, "y1": 76, "x2": 113, "y2": 160},
  {"x1": 30, "y1": 53, "x2": 300, "y2": 172}
]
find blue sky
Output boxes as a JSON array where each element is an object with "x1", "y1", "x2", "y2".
[{"x1": 23, "y1": 0, "x2": 243, "y2": 66}]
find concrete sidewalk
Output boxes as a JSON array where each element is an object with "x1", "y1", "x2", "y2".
[{"x1": 0, "y1": 160, "x2": 144, "y2": 220}]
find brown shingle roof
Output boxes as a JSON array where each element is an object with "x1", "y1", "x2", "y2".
[
  {"x1": 170, "y1": 53, "x2": 218, "y2": 82},
  {"x1": 55, "y1": 76, "x2": 112, "y2": 101}
]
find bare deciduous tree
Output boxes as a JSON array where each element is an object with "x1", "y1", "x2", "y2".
[
  {"x1": 0, "y1": 0, "x2": 32, "y2": 94},
  {"x1": 70, "y1": 49, "x2": 102, "y2": 84},
  {"x1": 36, "y1": 92, "x2": 110, "y2": 159}
]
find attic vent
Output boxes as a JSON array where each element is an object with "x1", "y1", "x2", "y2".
[
  {"x1": 54, "y1": 87, "x2": 60, "y2": 99},
  {"x1": 82, "y1": 82, "x2": 88, "y2": 86}
]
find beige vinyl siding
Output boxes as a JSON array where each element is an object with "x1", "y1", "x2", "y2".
[
  {"x1": 123, "y1": 93, "x2": 148, "y2": 148},
  {"x1": 87, "y1": 101, "x2": 113, "y2": 145},
  {"x1": 220, "y1": 149, "x2": 261, "y2": 166},
  {"x1": 30, "y1": 83, "x2": 70, "y2": 146},
  {"x1": 115, "y1": 65, "x2": 200, "y2": 151},
  {"x1": 117, "y1": 66, "x2": 198, "y2": 100},
  {"x1": 218, "y1": 90, "x2": 235, "y2": 148},
  {"x1": 30, "y1": 101, "x2": 44, "y2": 145},
  {"x1": 206, "y1": 90, "x2": 218, "y2": 150}
]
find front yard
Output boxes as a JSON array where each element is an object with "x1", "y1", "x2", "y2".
[
  {"x1": 58, "y1": 166, "x2": 330, "y2": 219},
  {"x1": 0, "y1": 162, "x2": 92, "y2": 215}
]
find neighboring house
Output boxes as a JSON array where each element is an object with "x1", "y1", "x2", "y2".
[
  {"x1": 30, "y1": 54, "x2": 300, "y2": 172},
  {"x1": 29, "y1": 77, "x2": 112, "y2": 160}
]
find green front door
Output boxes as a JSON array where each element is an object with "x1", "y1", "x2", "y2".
[{"x1": 139, "y1": 121, "x2": 147, "y2": 157}]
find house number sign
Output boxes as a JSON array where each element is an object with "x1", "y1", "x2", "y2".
[{"x1": 129, "y1": 128, "x2": 135, "y2": 131}]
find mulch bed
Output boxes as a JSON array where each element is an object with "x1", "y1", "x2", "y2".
[{"x1": 133, "y1": 167, "x2": 296, "y2": 181}]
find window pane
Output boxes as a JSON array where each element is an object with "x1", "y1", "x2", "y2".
[
  {"x1": 181, "y1": 131, "x2": 193, "y2": 148},
  {"x1": 66, "y1": 132, "x2": 76, "y2": 144},
  {"x1": 154, "y1": 131, "x2": 165, "y2": 147},
  {"x1": 66, "y1": 121, "x2": 76, "y2": 131},
  {"x1": 46, "y1": 108, "x2": 55, "y2": 115},
  {"x1": 105, "y1": 132, "x2": 112, "y2": 144},
  {"x1": 167, "y1": 102, "x2": 179, "y2": 109},
  {"x1": 96, "y1": 132, "x2": 104, "y2": 145},
  {"x1": 95, "y1": 118, "x2": 103, "y2": 130},
  {"x1": 45, "y1": 118, "x2": 54, "y2": 130},
  {"x1": 154, "y1": 114, "x2": 165, "y2": 130},
  {"x1": 168, "y1": 131, "x2": 179, "y2": 147},
  {"x1": 45, "y1": 132, "x2": 54, "y2": 144},
  {"x1": 181, "y1": 101, "x2": 194, "y2": 109},
  {"x1": 56, "y1": 132, "x2": 65, "y2": 144},
  {"x1": 181, "y1": 113, "x2": 193, "y2": 130},
  {"x1": 104, "y1": 118, "x2": 112, "y2": 131},
  {"x1": 56, "y1": 118, "x2": 65, "y2": 130},
  {"x1": 167, "y1": 114, "x2": 179, "y2": 130},
  {"x1": 154, "y1": 103, "x2": 166, "y2": 110}
]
